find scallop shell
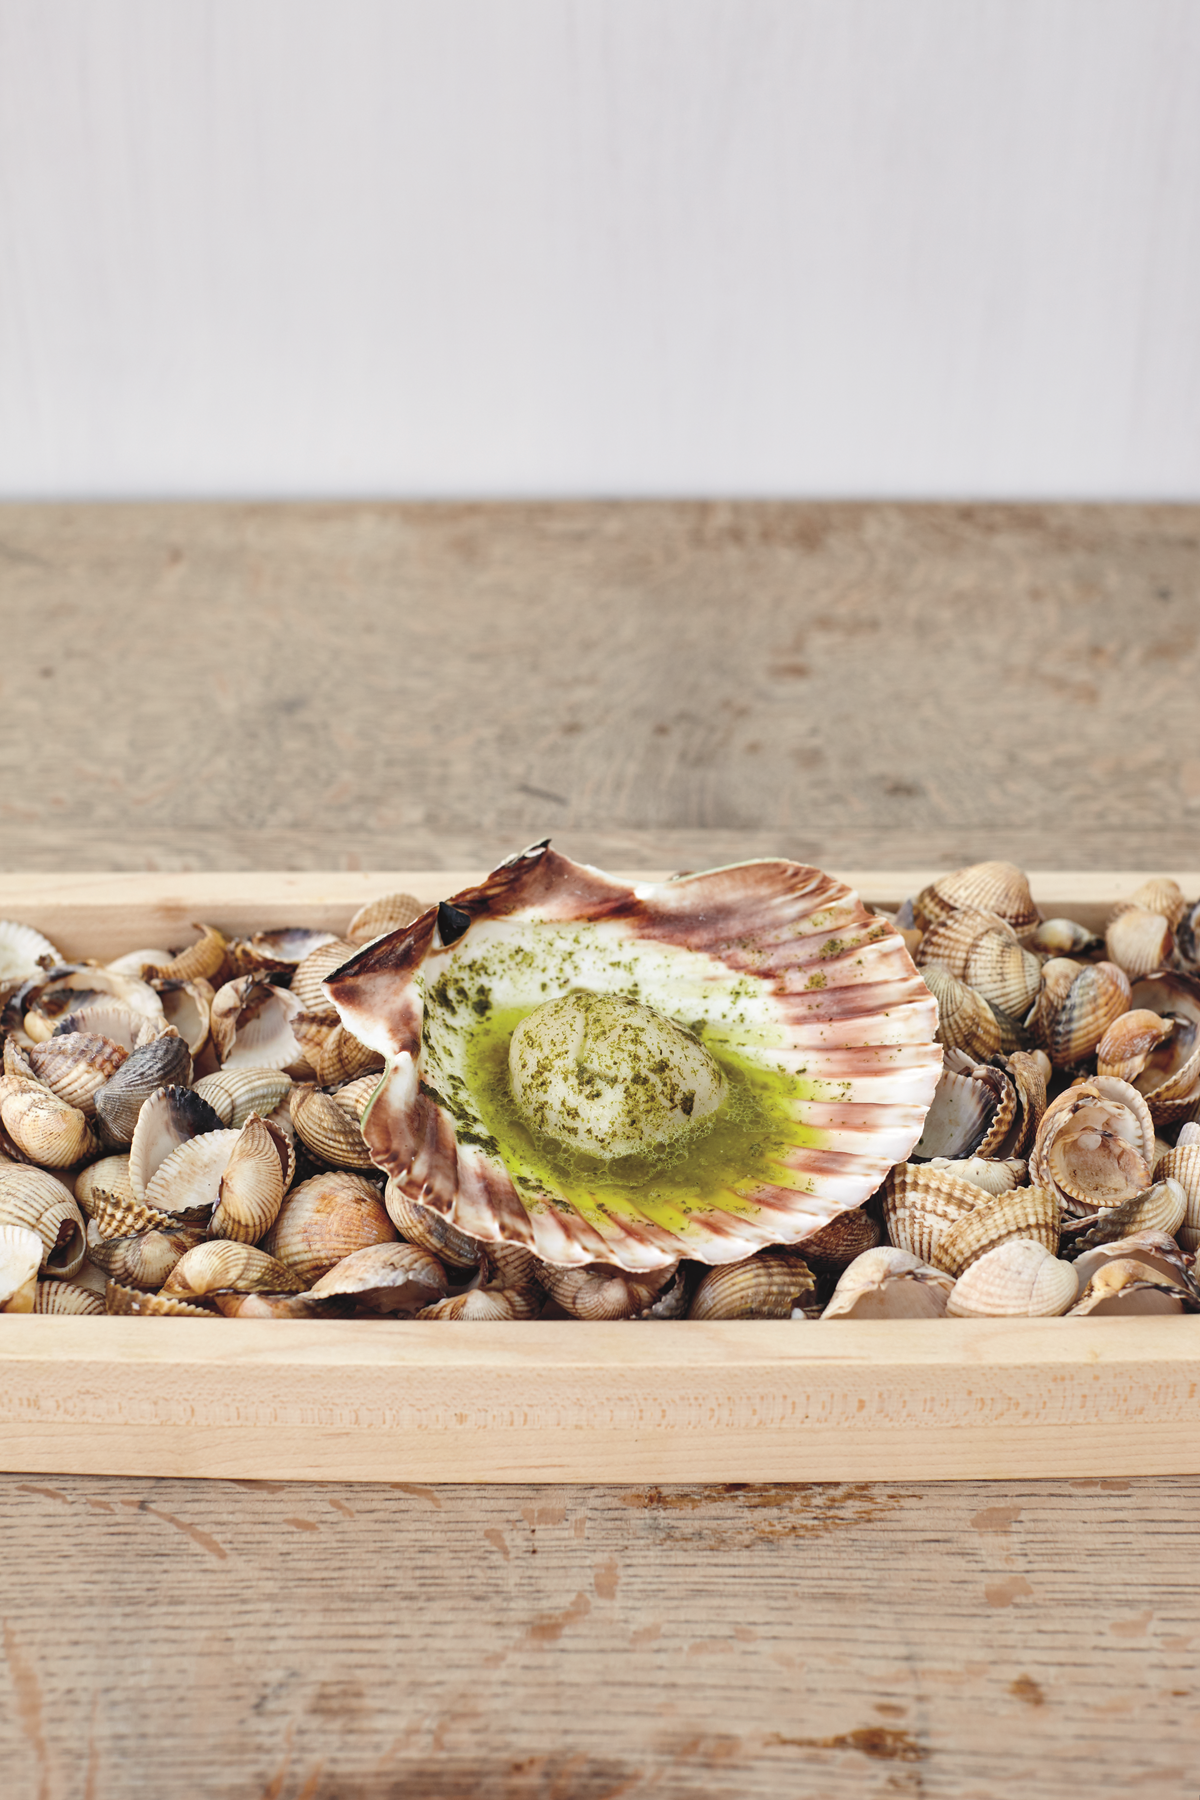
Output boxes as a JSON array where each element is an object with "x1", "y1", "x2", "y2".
[
  {"x1": 128, "y1": 1085, "x2": 226, "y2": 1201},
  {"x1": 915, "y1": 909, "x2": 1017, "y2": 980},
  {"x1": 74, "y1": 1154, "x2": 137, "y2": 1216},
  {"x1": 1126, "y1": 972, "x2": 1200, "y2": 1125},
  {"x1": 416, "y1": 1286, "x2": 540, "y2": 1321},
  {"x1": 932, "y1": 1184, "x2": 1061, "y2": 1278},
  {"x1": 151, "y1": 978, "x2": 213, "y2": 1056},
  {"x1": 288, "y1": 1084, "x2": 375, "y2": 1170},
  {"x1": 308, "y1": 1242, "x2": 448, "y2": 1311},
  {"x1": 946, "y1": 1239, "x2": 1078, "y2": 1317},
  {"x1": 883, "y1": 1162, "x2": 986, "y2": 1264},
  {"x1": 384, "y1": 1183, "x2": 485, "y2": 1274},
  {"x1": 326, "y1": 847, "x2": 942, "y2": 1271},
  {"x1": 0, "y1": 1073, "x2": 97, "y2": 1168},
  {"x1": 539, "y1": 1260, "x2": 680, "y2": 1320},
  {"x1": 208, "y1": 1113, "x2": 291, "y2": 1243},
  {"x1": 1108, "y1": 878, "x2": 1188, "y2": 931},
  {"x1": 927, "y1": 1155, "x2": 1026, "y2": 1196},
  {"x1": 0, "y1": 921, "x2": 61, "y2": 988},
  {"x1": 93, "y1": 1036, "x2": 195, "y2": 1146},
  {"x1": 821, "y1": 1247, "x2": 954, "y2": 1319},
  {"x1": 139, "y1": 925, "x2": 229, "y2": 986},
  {"x1": 211, "y1": 976, "x2": 306, "y2": 1071},
  {"x1": 291, "y1": 939, "x2": 357, "y2": 1018},
  {"x1": 0, "y1": 1223, "x2": 43, "y2": 1310},
  {"x1": 1026, "y1": 960, "x2": 1131, "y2": 1067},
  {"x1": 914, "y1": 864, "x2": 1039, "y2": 937},
  {"x1": 1030, "y1": 918, "x2": 1103, "y2": 956},
  {"x1": 162, "y1": 1241, "x2": 304, "y2": 1299},
  {"x1": 345, "y1": 893, "x2": 424, "y2": 947},
  {"x1": 921, "y1": 968, "x2": 1002, "y2": 1060},
  {"x1": 34, "y1": 1279, "x2": 105, "y2": 1315},
  {"x1": 261, "y1": 1171, "x2": 397, "y2": 1285},
  {"x1": 191, "y1": 1068, "x2": 293, "y2": 1129},
  {"x1": 1060, "y1": 1177, "x2": 1187, "y2": 1252},
  {"x1": 143, "y1": 1129, "x2": 241, "y2": 1217},
  {"x1": 1096, "y1": 1010, "x2": 1175, "y2": 1084},
  {"x1": 687, "y1": 1249, "x2": 815, "y2": 1319},
  {"x1": 104, "y1": 1279, "x2": 212, "y2": 1316},
  {"x1": 1105, "y1": 908, "x2": 1174, "y2": 982},
  {"x1": 86, "y1": 1225, "x2": 206, "y2": 1291},
  {"x1": 0, "y1": 1165, "x2": 87, "y2": 1275},
  {"x1": 27, "y1": 1034, "x2": 128, "y2": 1115},
  {"x1": 1068, "y1": 1256, "x2": 1196, "y2": 1316}
]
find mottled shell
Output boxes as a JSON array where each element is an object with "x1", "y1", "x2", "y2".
[
  {"x1": 540, "y1": 1260, "x2": 680, "y2": 1320},
  {"x1": 1026, "y1": 959, "x2": 1131, "y2": 1068},
  {"x1": 228, "y1": 927, "x2": 341, "y2": 979},
  {"x1": 34, "y1": 1279, "x2": 105, "y2": 1315},
  {"x1": 932, "y1": 1184, "x2": 1061, "y2": 1278},
  {"x1": 946, "y1": 1239, "x2": 1078, "y2": 1317},
  {"x1": 346, "y1": 892, "x2": 424, "y2": 947},
  {"x1": 997, "y1": 1051, "x2": 1048, "y2": 1161},
  {"x1": 1108, "y1": 878, "x2": 1189, "y2": 931},
  {"x1": 208, "y1": 1113, "x2": 291, "y2": 1244},
  {"x1": 821, "y1": 1247, "x2": 954, "y2": 1319},
  {"x1": 915, "y1": 909, "x2": 1017, "y2": 980},
  {"x1": 162, "y1": 1240, "x2": 304, "y2": 1299},
  {"x1": 0, "y1": 1222, "x2": 43, "y2": 1310},
  {"x1": 0, "y1": 1074, "x2": 97, "y2": 1167},
  {"x1": 211, "y1": 976, "x2": 306, "y2": 1071},
  {"x1": 325, "y1": 848, "x2": 942, "y2": 1272},
  {"x1": 687, "y1": 1249, "x2": 815, "y2": 1320},
  {"x1": 1104, "y1": 908, "x2": 1174, "y2": 982},
  {"x1": 262, "y1": 1171, "x2": 397, "y2": 1285},
  {"x1": 139, "y1": 925, "x2": 229, "y2": 986},
  {"x1": 416, "y1": 1286, "x2": 540, "y2": 1321},
  {"x1": 291, "y1": 939, "x2": 357, "y2": 1018},
  {"x1": 288, "y1": 1084, "x2": 375, "y2": 1170},
  {"x1": 915, "y1": 863, "x2": 1039, "y2": 937},
  {"x1": 128, "y1": 1085, "x2": 226, "y2": 1201},
  {"x1": 384, "y1": 1183, "x2": 484, "y2": 1273},
  {"x1": 93, "y1": 1035, "x2": 195, "y2": 1145},
  {"x1": 927, "y1": 1155, "x2": 1026, "y2": 1196},
  {"x1": 921, "y1": 968, "x2": 1002, "y2": 1061},
  {"x1": 0, "y1": 1165, "x2": 88, "y2": 1276},
  {"x1": 308, "y1": 1242, "x2": 448, "y2": 1311},
  {"x1": 1096, "y1": 1010, "x2": 1175, "y2": 1084},
  {"x1": 143, "y1": 1129, "x2": 241, "y2": 1218},
  {"x1": 883, "y1": 1162, "x2": 987, "y2": 1265},
  {"x1": 87, "y1": 1225, "x2": 206, "y2": 1291},
  {"x1": 27, "y1": 1033, "x2": 128, "y2": 1115},
  {"x1": 104, "y1": 1280, "x2": 212, "y2": 1316},
  {"x1": 192, "y1": 1068, "x2": 293, "y2": 1129}
]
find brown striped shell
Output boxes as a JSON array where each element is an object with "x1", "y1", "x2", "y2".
[
  {"x1": 308, "y1": 1242, "x2": 448, "y2": 1311},
  {"x1": 291, "y1": 939, "x2": 357, "y2": 1017},
  {"x1": 104, "y1": 1279, "x2": 213, "y2": 1316},
  {"x1": 946, "y1": 1240, "x2": 1078, "y2": 1317},
  {"x1": 191, "y1": 1068, "x2": 293, "y2": 1129},
  {"x1": 1126, "y1": 973, "x2": 1200, "y2": 1125},
  {"x1": 1108, "y1": 878, "x2": 1189, "y2": 931},
  {"x1": 384, "y1": 1183, "x2": 484, "y2": 1273},
  {"x1": 211, "y1": 1290, "x2": 349, "y2": 1318},
  {"x1": 143, "y1": 1130, "x2": 241, "y2": 1217},
  {"x1": 34, "y1": 1278, "x2": 105, "y2": 1315},
  {"x1": 346, "y1": 893, "x2": 424, "y2": 947},
  {"x1": 1155, "y1": 1122, "x2": 1200, "y2": 1251},
  {"x1": 0, "y1": 1164, "x2": 87, "y2": 1276},
  {"x1": 27, "y1": 1033, "x2": 128, "y2": 1115},
  {"x1": 926, "y1": 1155, "x2": 1026, "y2": 1196},
  {"x1": 1096, "y1": 1010, "x2": 1175, "y2": 1084},
  {"x1": 883, "y1": 1162, "x2": 987, "y2": 1265},
  {"x1": 288, "y1": 1084, "x2": 375, "y2": 1169},
  {"x1": 261, "y1": 1171, "x2": 397, "y2": 1285},
  {"x1": 0, "y1": 1223, "x2": 43, "y2": 1310},
  {"x1": 86, "y1": 1225, "x2": 206, "y2": 1291},
  {"x1": 539, "y1": 1260, "x2": 680, "y2": 1320},
  {"x1": 915, "y1": 909, "x2": 1017, "y2": 979},
  {"x1": 208, "y1": 1113, "x2": 291, "y2": 1244},
  {"x1": 162, "y1": 1241, "x2": 304, "y2": 1299},
  {"x1": 921, "y1": 968, "x2": 1003, "y2": 1061},
  {"x1": 1059, "y1": 1178, "x2": 1187, "y2": 1253},
  {"x1": 0, "y1": 1064, "x2": 97, "y2": 1167},
  {"x1": 1104, "y1": 909, "x2": 1174, "y2": 982},
  {"x1": 325, "y1": 847, "x2": 941, "y2": 1271},
  {"x1": 1026, "y1": 960, "x2": 1131, "y2": 1068},
  {"x1": 1030, "y1": 1077, "x2": 1155, "y2": 1217},
  {"x1": 932, "y1": 1185, "x2": 1061, "y2": 1278},
  {"x1": 93, "y1": 1035, "x2": 195, "y2": 1144},
  {"x1": 139, "y1": 925, "x2": 229, "y2": 985},
  {"x1": 416, "y1": 1286, "x2": 541, "y2": 1321},
  {"x1": 686, "y1": 1249, "x2": 815, "y2": 1319},
  {"x1": 914, "y1": 864, "x2": 1039, "y2": 937}
]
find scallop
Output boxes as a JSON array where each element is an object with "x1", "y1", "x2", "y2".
[{"x1": 325, "y1": 845, "x2": 942, "y2": 1271}]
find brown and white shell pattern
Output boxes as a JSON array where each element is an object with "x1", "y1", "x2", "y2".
[
  {"x1": 86, "y1": 1225, "x2": 206, "y2": 1291},
  {"x1": 914, "y1": 864, "x2": 1040, "y2": 937},
  {"x1": 0, "y1": 1164, "x2": 87, "y2": 1276},
  {"x1": 93, "y1": 1035, "x2": 195, "y2": 1145},
  {"x1": 1071, "y1": 1230, "x2": 1194, "y2": 1291},
  {"x1": 192, "y1": 1068, "x2": 293, "y2": 1129},
  {"x1": 1126, "y1": 973, "x2": 1200, "y2": 1124},
  {"x1": 1068, "y1": 1257, "x2": 1197, "y2": 1316},
  {"x1": 915, "y1": 909, "x2": 1017, "y2": 980},
  {"x1": 912, "y1": 1055, "x2": 1008, "y2": 1161},
  {"x1": 417, "y1": 1285, "x2": 541, "y2": 1320},
  {"x1": 921, "y1": 967, "x2": 1002, "y2": 1062},
  {"x1": 821, "y1": 1247, "x2": 954, "y2": 1319},
  {"x1": 211, "y1": 975, "x2": 306, "y2": 1071},
  {"x1": 34, "y1": 1279, "x2": 105, "y2": 1315},
  {"x1": 0, "y1": 1043, "x2": 97, "y2": 1167},
  {"x1": 162, "y1": 1240, "x2": 304, "y2": 1299},
  {"x1": 325, "y1": 846, "x2": 942, "y2": 1272},
  {"x1": 1030, "y1": 1076, "x2": 1155, "y2": 1216},
  {"x1": 883, "y1": 1161, "x2": 987, "y2": 1265},
  {"x1": 1108, "y1": 878, "x2": 1189, "y2": 931},
  {"x1": 262, "y1": 1171, "x2": 397, "y2": 1285},
  {"x1": 1156, "y1": 1121, "x2": 1200, "y2": 1250},
  {"x1": 143, "y1": 1129, "x2": 242, "y2": 1218},
  {"x1": 384, "y1": 1182, "x2": 485, "y2": 1273},
  {"x1": 1104, "y1": 908, "x2": 1174, "y2": 983},
  {"x1": 151, "y1": 978, "x2": 214, "y2": 1056},
  {"x1": 0, "y1": 920, "x2": 61, "y2": 988},
  {"x1": 946, "y1": 1239, "x2": 1078, "y2": 1317},
  {"x1": 308, "y1": 1242, "x2": 448, "y2": 1312},
  {"x1": 208, "y1": 1113, "x2": 292, "y2": 1244},
  {"x1": 539, "y1": 1259, "x2": 680, "y2": 1320},
  {"x1": 932, "y1": 1184, "x2": 1061, "y2": 1279},
  {"x1": 288, "y1": 1084, "x2": 375, "y2": 1170},
  {"x1": 346, "y1": 892, "x2": 424, "y2": 947},
  {"x1": 686, "y1": 1249, "x2": 815, "y2": 1319},
  {"x1": 1026, "y1": 959, "x2": 1131, "y2": 1068},
  {"x1": 291, "y1": 939, "x2": 357, "y2": 1017},
  {"x1": 0, "y1": 1223, "x2": 44, "y2": 1310},
  {"x1": 1096, "y1": 1010, "x2": 1175, "y2": 1084},
  {"x1": 27, "y1": 1033, "x2": 128, "y2": 1115},
  {"x1": 128, "y1": 1085, "x2": 226, "y2": 1201},
  {"x1": 104, "y1": 1280, "x2": 212, "y2": 1317},
  {"x1": 1060, "y1": 1177, "x2": 1187, "y2": 1253},
  {"x1": 926, "y1": 1155, "x2": 1026, "y2": 1196}
]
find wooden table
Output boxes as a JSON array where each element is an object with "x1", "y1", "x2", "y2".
[{"x1": 1, "y1": 501, "x2": 1198, "y2": 1797}]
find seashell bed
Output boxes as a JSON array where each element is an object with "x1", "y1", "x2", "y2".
[{"x1": 2, "y1": 843, "x2": 1200, "y2": 1325}]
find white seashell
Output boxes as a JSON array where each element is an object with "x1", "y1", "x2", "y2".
[
  {"x1": 211, "y1": 977, "x2": 306, "y2": 1071},
  {"x1": 128, "y1": 1085, "x2": 225, "y2": 1201},
  {"x1": 927, "y1": 1156, "x2": 1026, "y2": 1196},
  {"x1": 144, "y1": 1130, "x2": 241, "y2": 1217},
  {"x1": 0, "y1": 1223, "x2": 43, "y2": 1310},
  {"x1": 0, "y1": 921, "x2": 61, "y2": 988},
  {"x1": 946, "y1": 1240, "x2": 1078, "y2": 1317},
  {"x1": 821, "y1": 1247, "x2": 954, "y2": 1319}
]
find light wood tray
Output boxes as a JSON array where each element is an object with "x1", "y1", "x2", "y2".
[{"x1": 2, "y1": 869, "x2": 1198, "y2": 1485}]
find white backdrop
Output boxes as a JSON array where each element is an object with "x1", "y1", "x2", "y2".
[{"x1": 1, "y1": 0, "x2": 1197, "y2": 499}]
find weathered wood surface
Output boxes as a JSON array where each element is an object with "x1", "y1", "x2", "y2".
[
  {"x1": 2, "y1": 502, "x2": 1199, "y2": 1796},
  {"x1": 1, "y1": 1472, "x2": 1197, "y2": 1799}
]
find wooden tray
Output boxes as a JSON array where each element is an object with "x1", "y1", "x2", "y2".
[{"x1": 2, "y1": 868, "x2": 1198, "y2": 1485}]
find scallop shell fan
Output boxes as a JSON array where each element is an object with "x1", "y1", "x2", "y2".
[{"x1": 325, "y1": 844, "x2": 943, "y2": 1272}]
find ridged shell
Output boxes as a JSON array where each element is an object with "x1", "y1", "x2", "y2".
[
  {"x1": 539, "y1": 1260, "x2": 679, "y2": 1320},
  {"x1": 0, "y1": 1165, "x2": 87, "y2": 1275},
  {"x1": 1068, "y1": 1257, "x2": 1195, "y2": 1316},
  {"x1": 793, "y1": 1206, "x2": 880, "y2": 1273},
  {"x1": 1176, "y1": 901, "x2": 1200, "y2": 973},
  {"x1": 326, "y1": 847, "x2": 941, "y2": 1272},
  {"x1": 1105, "y1": 908, "x2": 1174, "y2": 982},
  {"x1": 687, "y1": 1250, "x2": 815, "y2": 1320},
  {"x1": 821, "y1": 1247, "x2": 954, "y2": 1319},
  {"x1": 915, "y1": 864, "x2": 1039, "y2": 936},
  {"x1": 32, "y1": 967, "x2": 165, "y2": 1030},
  {"x1": 54, "y1": 1003, "x2": 163, "y2": 1052},
  {"x1": 932, "y1": 1184, "x2": 1061, "y2": 1278},
  {"x1": 1156, "y1": 1123, "x2": 1200, "y2": 1250},
  {"x1": 0, "y1": 1222, "x2": 42, "y2": 1309},
  {"x1": 883, "y1": 1162, "x2": 986, "y2": 1264},
  {"x1": 144, "y1": 1130, "x2": 241, "y2": 1217},
  {"x1": 345, "y1": 893, "x2": 424, "y2": 947},
  {"x1": 1096, "y1": 1010, "x2": 1175, "y2": 1084},
  {"x1": 0, "y1": 921, "x2": 61, "y2": 987},
  {"x1": 922, "y1": 968, "x2": 1002, "y2": 1060},
  {"x1": 915, "y1": 909, "x2": 1017, "y2": 980},
  {"x1": 192, "y1": 1068, "x2": 293, "y2": 1129},
  {"x1": 308, "y1": 1242, "x2": 448, "y2": 1311},
  {"x1": 384, "y1": 1183, "x2": 484, "y2": 1273},
  {"x1": 139, "y1": 925, "x2": 229, "y2": 985},
  {"x1": 208, "y1": 1114, "x2": 290, "y2": 1243},
  {"x1": 996, "y1": 1050, "x2": 1048, "y2": 1161},
  {"x1": 0, "y1": 1076, "x2": 97, "y2": 1167},
  {"x1": 74, "y1": 1154, "x2": 136, "y2": 1215},
  {"x1": 28, "y1": 1033, "x2": 128, "y2": 1115},
  {"x1": 416, "y1": 1286, "x2": 540, "y2": 1320},
  {"x1": 314, "y1": 1026, "x2": 384, "y2": 1086},
  {"x1": 34, "y1": 1279, "x2": 105, "y2": 1315},
  {"x1": 1030, "y1": 918, "x2": 1102, "y2": 956},
  {"x1": 162, "y1": 1240, "x2": 304, "y2": 1299},
  {"x1": 912, "y1": 1059, "x2": 1004, "y2": 1160},
  {"x1": 1026, "y1": 960, "x2": 1131, "y2": 1067},
  {"x1": 1060, "y1": 1177, "x2": 1187, "y2": 1252},
  {"x1": 332, "y1": 1075, "x2": 384, "y2": 1120},
  {"x1": 946, "y1": 1239, "x2": 1078, "y2": 1317},
  {"x1": 964, "y1": 934, "x2": 1043, "y2": 1020},
  {"x1": 151, "y1": 978, "x2": 213, "y2": 1056},
  {"x1": 211, "y1": 976, "x2": 306, "y2": 1070},
  {"x1": 485, "y1": 1241, "x2": 545, "y2": 1299},
  {"x1": 104, "y1": 1280, "x2": 212, "y2": 1316},
  {"x1": 86, "y1": 1225, "x2": 206, "y2": 1290},
  {"x1": 288, "y1": 1085, "x2": 375, "y2": 1170},
  {"x1": 128, "y1": 1085, "x2": 226, "y2": 1201},
  {"x1": 1108, "y1": 878, "x2": 1188, "y2": 931},
  {"x1": 1127, "y1": 973, "x2": 1200, "y2": 1125},
  {"x1": 1030, "y1": 1076, "x2": 1156, "y2": 1215},
  {"x1": 94, "y1": 1036, "x2": 195, "y2": 1145},
  {"x1": 1072, "y1": 1230, "x2": 1194, "y2": 1290},
  {"x1": 229, "y1": 927, "x2": 341, "y2": 978},
  {"x1": 85, "y1": 1192, "x2": 181, "y2": 1239},
  {"x1": 211, "y1": 1290, "x2": 349, "y2": 1318},
  {"x1": 291, "y1": 940, "x2": 356, "y2": 1018},
  {"x1": 261, "y1": 1171, "x2": 396, "y2": 1285},
  {"x1": 927, "y1": 1155, "x2": 1026, "y2": 1196}
]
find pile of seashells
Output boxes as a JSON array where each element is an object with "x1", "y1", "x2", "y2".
[{"x1": 1, "y1": 860, "x2": 1200, "y2": 1323}]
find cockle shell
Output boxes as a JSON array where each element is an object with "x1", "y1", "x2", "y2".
[
  {"x1": 262, "y1": 1171, "x2": 397, "y2": 1285},
  {"x1": 913, "y1": 1055, "x2": 1011, "y2": 1161},
  {"x1": 946, "y1": 1240, "x2": 1078, "y2": 1317},
  {"x1": 290, "y1": 1016, "x2": 383, "y2": 1086},
  {"x1": 34, "y1": 1279, "x2": 104, "y2": 1315},
  {"x1": 28, "y1": 967, "x2": 165, "y2": 1035},
  {"x1": 143, "y1": 1129, "x2": 241, "y2": 1218},
  {"x1": 1068, "y1": 1257, "x2": 1197, "y2": 1316},
  {"x1": 921, "y1": 967, "x2": 1002, "y2": 1061},
  {"x1": 162, "y1": 1241, "x2": 304, "y2": 1299},
  {"x1": 791, "y1": 1206, "x2": 880, "y2": 1273},
  {"x1": 211, "y1": 975, "x2": 307, "y2": 1071},
  {"x1": 309, "y1": 1242, "x2": 449, "y2": 1312},
  {"x1": 291, "y1": 940, "x2": 357, "y2": 1017},
  {"x1": 74, "y1": 1154, "x2": 136, "y2": 1216},
  {"x1": 326, "y1": 847, "x2": 942, "y2": 1272},
  {"x1": 1026, "y1": 959, "x2": 1131, "y2": 1067},
  {"x1": 0, "y1": 1165, "x2": 87, "y2": 1275},
  {"x1": 884, "y1": 1161, "x2": 988, "y2": 1264},
  {"x1": 540, "y1": 1260, "x2": 680, "y2": 1320},
  {"x1": 1156, "y1": 1121, "x2": 1200, "y2": 1251},
  {"x1": 54, "y1": 1003, "x2": 164, "y2": 1052},
  {"x1": 927, "y1": 1155, "x2": 1026, "y2": 1196},
  {"x1": 1072, "y1": 1231, "x2": 1194, "y2": 1291},
  {"x1": 86, "y1": 1225, "x2": 206, "y2": 1291},
  {"x1": 105, "y1": 947, "x2": 172, "y2": 978},
  {"x1": 139, "y1": 924, "x2": 229, "y2": 985},
  {"x1": 27, "y1": 1033, "x2": 128, "y2": 1115},
  {"x1": 384, "y1": 1183, "x2": 484, "y2": 1273},
  {"x1": 1105, "y1": 908, "x2": 1174, "y2": 982},
  {"x1": 0, "y1": 1071, "x2": 97, "y2": 1167},
  {"x1": 346, "y1": 893, "x2": 424, "y2": 947},
  {"x1": 151, "y1": 978, "x2": 213, "y2": 1056},
  {"x1": 104, "y1": 1280, "x2": 212, "y2": 1316},
  {"x1": 964, "y1": 934, "x2": 1043, "y2": 1023},
  {"x1": 1030, "y1": 1076, "x2": 1155, "y2": 1216},
  {"x1": 915, "y1": 909, "x2": 1017, "y2": 980},
  {"x1": 1108, "y1": 878, "x2": 1189, "y2": 931},
  {"x1": 211, "y1": 1290, "x2": 349, "y2": 1318},
  {"x1": 93, "y1": 1035, "x2": 195, "y2": 1145},
  {"x1": 288, "y1": 1084, "x2": 375, "y2": 1170},
  {"x1": 1096, "y1": 1010, "x2": 1175, "y2": 1084},
  {"x1": 1059, "y1": 1177, "x2": 1187, "y2": 1253},
  {"x1": 128, "y1": 1085, "x2": 225, "y2": 1201},
  {"x1": 995, "y1": 1051, "x2": 1048, "y2": 1160},
  {"x1": 192, "y1": 1068, "x2": 293, "y2": 1129},
  {"x1": 0, "y1": 1223, "x2": 43, "y2": 1310},
  {"x1": 0, "y1": 921, "x2": 61, "y2": 988},
  {"x1": 932, "y1": 1184, "x2": 1061, "y2": 1278},
  {"x1": 1030, "y1": 918, "x2": 1102, "y2": 957},
  {"x1": 228, "y1": 927, "x2": 341, "y2": 979},
  {"x1": 687, "y1": 1249, "x2": 815, "y2": 1319},
  {"x1": 821, "y1": 1247, "x2": 954, "y2": 1319},
  {"x1": 85, "y1": 1193, "x2": 179, "y2": 1239},
  {"x1": 416, "y1": 1286, "x2": 541, "y2": 1320},
  {"x1": 915, "y1": 864, "x2": 1040, "y2": 937},
  {"x1": 208, "y1": 1113, "x2": 292, "y2": 1243},
  {"x1": 1176, "y1": 901, "x2": 1200, "y2": 973},
  {"x1": 1126, "y1": 972, "x2": 1200, "y2": 1125}
]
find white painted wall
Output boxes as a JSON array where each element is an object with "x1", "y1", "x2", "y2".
[{"x1": 1, "y1": 0, "x2": 1197, "y2": 499}]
